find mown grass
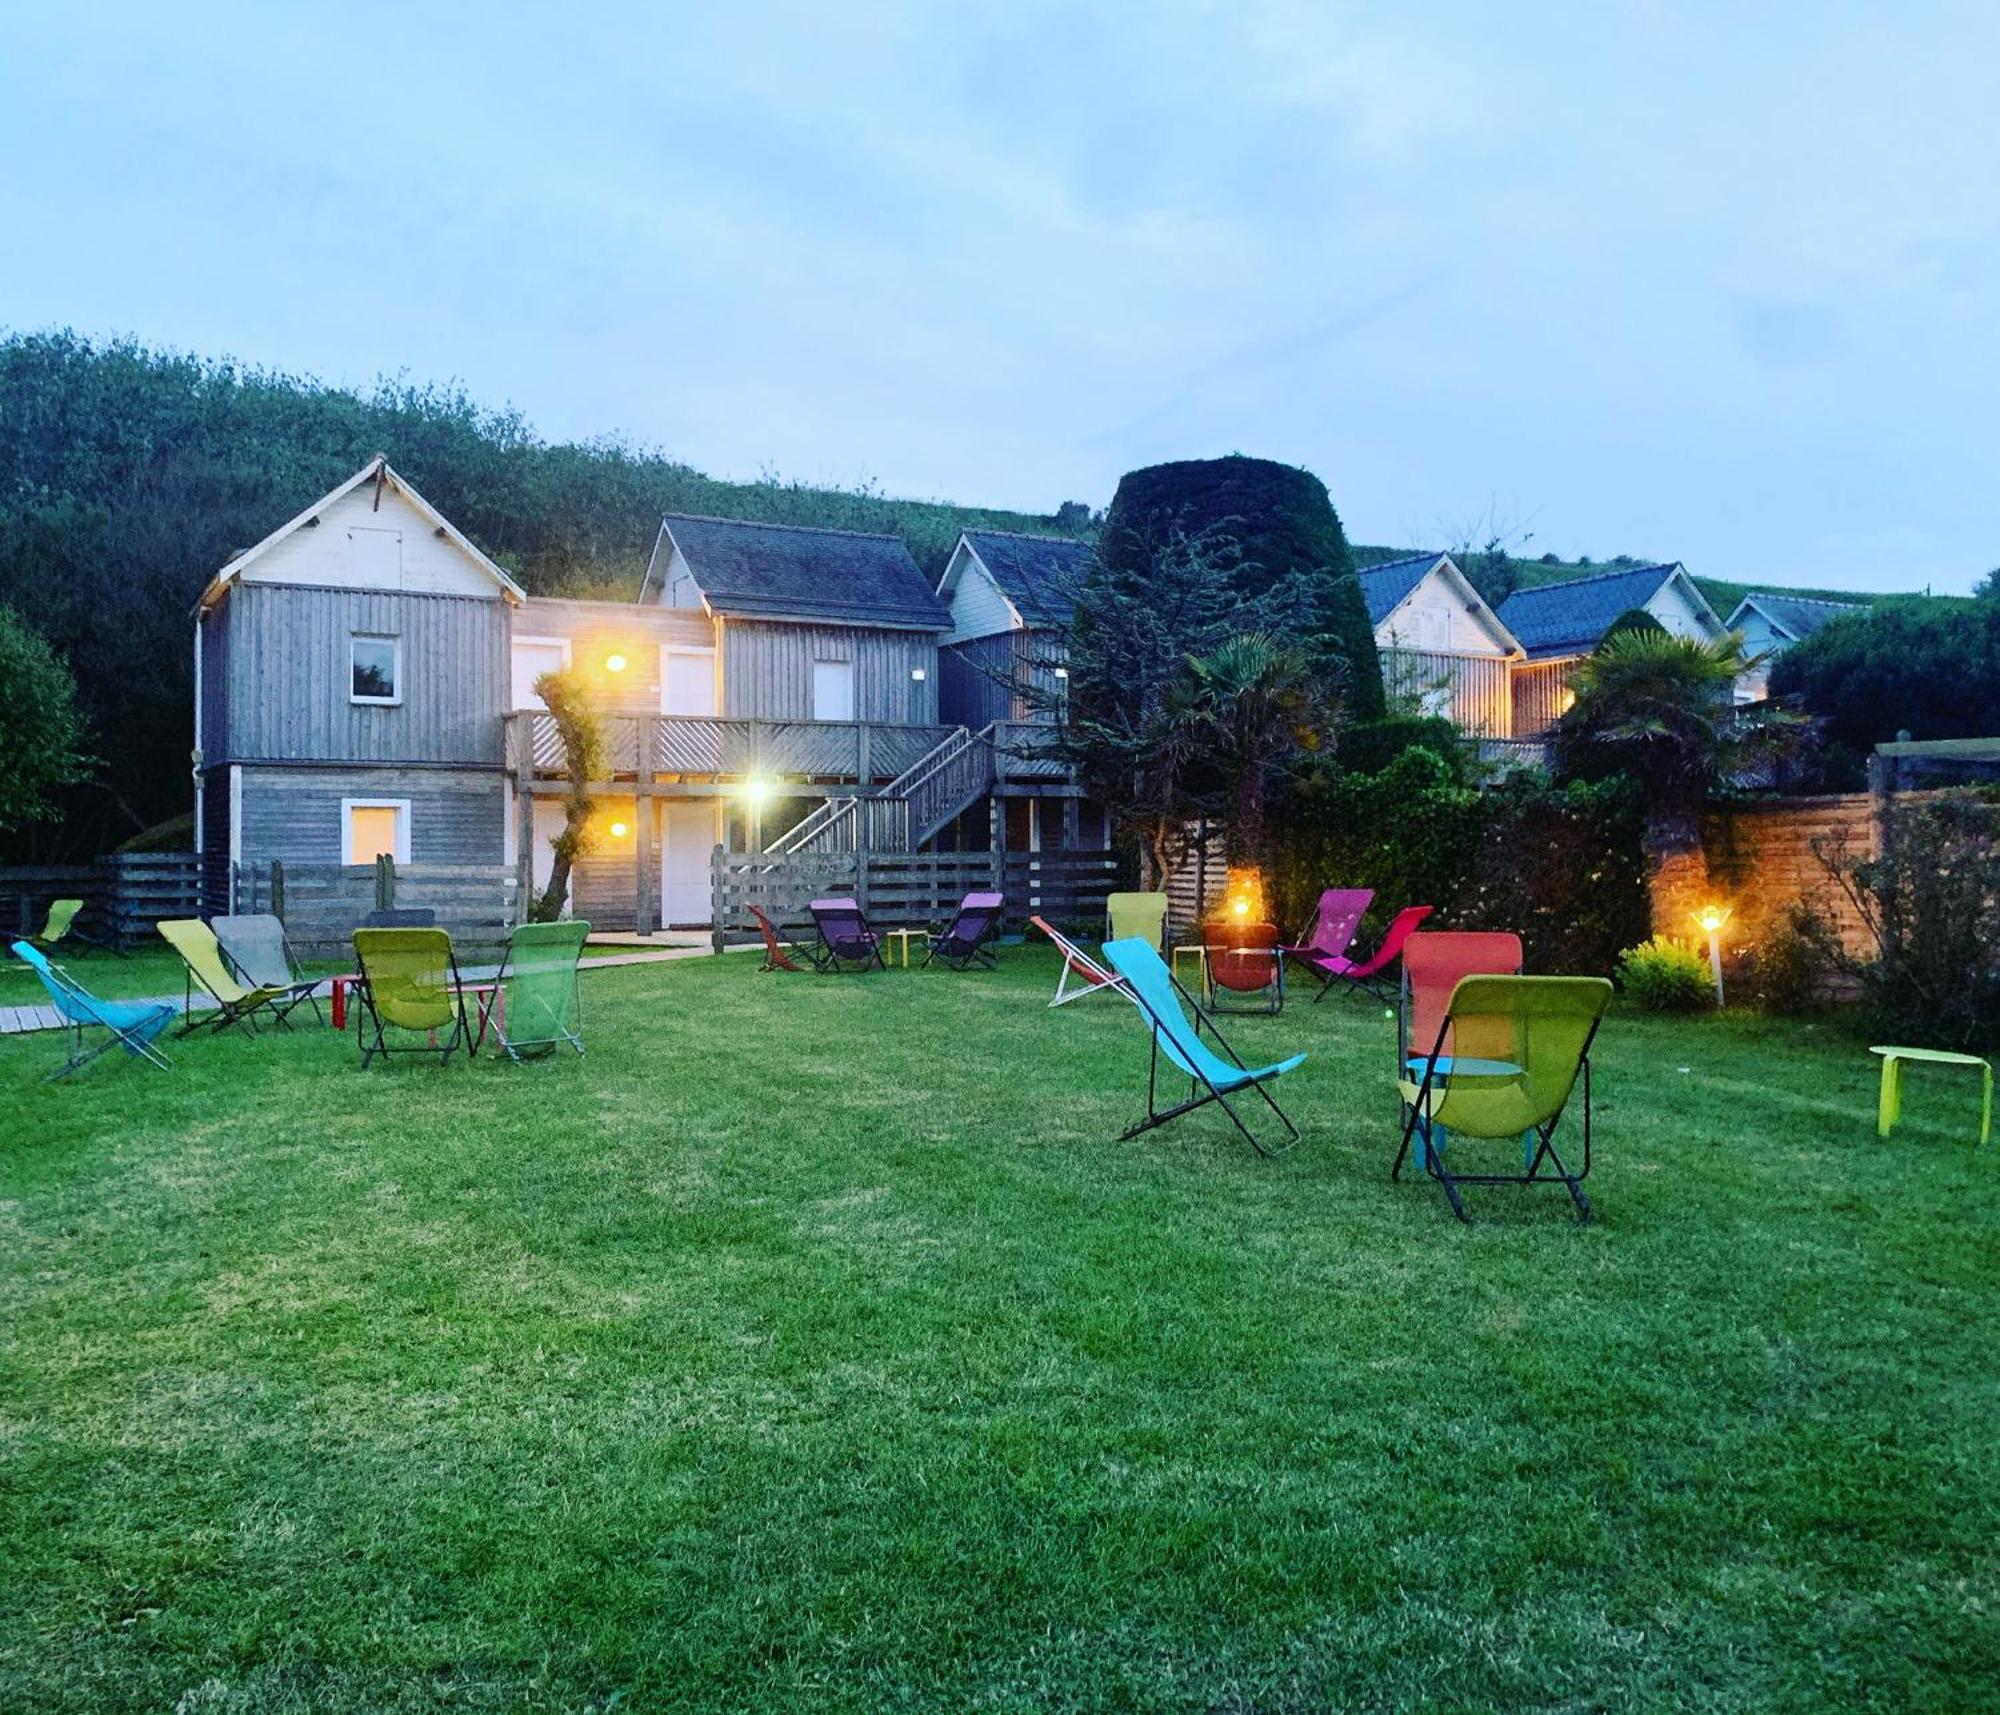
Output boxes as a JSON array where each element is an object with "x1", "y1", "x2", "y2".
[{"x1": 2, "y1": 951, "x2": 1995, "y2": 1713}]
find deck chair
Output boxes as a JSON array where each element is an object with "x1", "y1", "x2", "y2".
[
  {"x1": 158, "y1": 918, "x2": 317, "y2": 1037},
  {"x1": 1105, "y1": 891, "x2": 1170, "y2": 952},
  {"x1": 1279, "y1": 888, "x2": 1374, "y2": 1000},
  {"x1": 213, "y1": 913, "x2": 325, "y2": 1027},
  {"x1": 10, "y1": 941, "x2": 172, "y2": 1082},
  {"x1": 1395, "y1": 975, "x2": 1613, "y2": 1223},
  {"x1": 479, "y1": 919, "x2": 589, "y2": 1060},
  {"x1": 809, "y1": 898, "x2": 885, "y2": 972},
  {"x1": 351, "y1": 927, "x2": 470, "y2": 1066},
  {"x1": 1031, "y1": 915, "x2": 1130, "y2": 1008},
  {"x1": 924, "y1": 891, "x2": 1005, "y2": 970},
  {"x1": 1299, "y1": 903, "x2": 1434, "y2": 1006},
  {"x1": 1100, "y1": 937, "x2": 1304, "y2": 1157},
  {"x1": 1398, "y1": 931, "x2": 1523, "y2": 1075},
  {"x1": 747, "y1": 903, "x2": 820, "y2": 972},
  {"x1": 1204, "y1": 920, "x2": 1285, "y2": 1015}
]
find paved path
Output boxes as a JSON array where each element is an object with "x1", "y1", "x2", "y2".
[{"x1": 0, "y1": 946, "x2": 711, "y2": 1037}]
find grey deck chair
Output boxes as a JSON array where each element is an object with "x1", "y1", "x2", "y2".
[{"x1": 213, "y1": 914, "x2": 324, "y2": 1026}]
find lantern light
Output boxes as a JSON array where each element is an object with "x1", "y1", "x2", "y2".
[
  {"x1": 605, "y1": 653, "x2": 628, "y2": 673},
  {"x1": 1692, "y1": 904, "x2": 1731, "y2": 1004}
]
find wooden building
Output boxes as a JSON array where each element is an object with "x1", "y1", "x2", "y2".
[{"x1": 1357, "y1": 553, "x2": 1522, "y2": 738}]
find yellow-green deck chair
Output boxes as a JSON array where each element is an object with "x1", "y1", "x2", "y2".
[
  {"x1": 478, "y1": 920, "x2": 590, "y2": 1061},
  {"x1": 1395, "y1": 975, "x2": 1613, "y2": 1223},
  {"x1": 1105, "y1": 891, "x2": 1170, "y2": 952},
  {"x1": 157, "y1": 918, "x2": 316, "y2": 1036},
  {"x1": 351, "y1": 927, "x2": 470, "y2": 1067}
]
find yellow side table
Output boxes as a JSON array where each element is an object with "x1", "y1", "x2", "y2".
[
  {"x1": 885, "y1": 928, "x2": 927, "y2": 969},
  {"x1": 1170, "y1": 943, "x2": 1207, "y2": 990},
  {"x1": 1871, "y1": 1045, "x2": 1992, "y2": 1145}
]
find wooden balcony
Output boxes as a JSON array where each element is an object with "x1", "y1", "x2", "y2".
[{"x1": 508, "y1": 712, "x2": 958, "y2": 787}]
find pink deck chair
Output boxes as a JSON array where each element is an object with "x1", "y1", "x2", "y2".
[
  {"x1": 1399, "y1": 930, "x2": 1524, "y2": 1073},
  {"x1": 1279, "y1": 888, "x2": 1375, "y2": 1003},
  {"x1": 1031, "y1": 915, "x2": 1131, "y2": 1008},
  {"x1": 1295, "y1": 903, "x2": 1435, "y2": 1005}
]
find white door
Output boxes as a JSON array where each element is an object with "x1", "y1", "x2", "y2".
[
  {"x1": 812, "y1": 659, "x2": 855, "y2": 721},
  {"x1": 659, "y1": 800, "x2": 717, "y2": 927},
  {"x1": 662, "y1": 650, "x2": 717, "y2": 716}
]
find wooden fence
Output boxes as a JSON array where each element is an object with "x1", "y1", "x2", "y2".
[
  {"x1": 710, "y1": 846, "x2": 1123, "y2": 949},
  {"x1": 1, "y1": 852, "x2": 201, "y2": 950},
  {"x1": 231, "y1": 861, "x2": 518, "y2": 955}
]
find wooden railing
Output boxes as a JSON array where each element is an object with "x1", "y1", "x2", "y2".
[{"x1": 514, "y1": 712, "x2": 954, "y2": 783}]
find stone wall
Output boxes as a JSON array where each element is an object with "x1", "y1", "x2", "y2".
[{"x1": 1694, "y1": 794, "x2": 1879, "y2": 968}]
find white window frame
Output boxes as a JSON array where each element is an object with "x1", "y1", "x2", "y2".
[
  {"x1": 341, "y1": 797, "x2": 412, "y2": 866},
  {"x1": 660, "y1": 646, "x2": 718, "y2": 716},
  {"x1": 510, "y1": 634, "x2": 573, "y2": 711},
  {"x1": 350, "y1": 633, "x2": 404, "y2": 706},
  {"x1": 811, "y1": 656, "x2": 856, "y2": 722}
]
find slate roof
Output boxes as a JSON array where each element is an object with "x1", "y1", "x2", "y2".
[
  {"x1": 660, "y1": 514, "x2": 949, "y2": 630},
  {"x1": 961, "y1": 530, "x2": 1094, "y2": 627},
  {"x1": 1728, "y1": 592, "x2": 1865, "y2": 643},
  {"x1": 1355, "y1": 553, "x2": 1445, "y2": 626},
  {"x1": 1497, "y1": 562, "x2": 1707, "y2": 659}
]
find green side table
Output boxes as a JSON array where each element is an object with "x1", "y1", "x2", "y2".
[{"x1": 1871, "y1": 1045, "x2": 1993, "y2": 1146}]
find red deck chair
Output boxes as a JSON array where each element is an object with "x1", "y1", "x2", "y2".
[
  {"x1": 1204, "y1": 919, "x2": 1285, "y2": 1015},
  {"x1": 1398, "y1": 930, "x2": 1524, "y2": 1073},
  {"x1": 1305, "y1": 903, "x2": 1435, "y2": 1005},
  {"x1": 747, "y1": 903, "x2": 819, "y2": 972},
  {"x1": 1280, "y1": 888, "x2": 1375, "y2": 1002},
  {"x1": 1031, "y1": 915, "x2": 1130, "y2": 1007}
]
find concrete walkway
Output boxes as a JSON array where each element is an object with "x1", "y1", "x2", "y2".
[{"x1": 0, "y1": 945, "x2": 712, "y2": 1037}]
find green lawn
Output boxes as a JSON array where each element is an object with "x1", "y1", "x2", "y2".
[{"x1": 2, "y1": 952, "x2": 1995, "y2": 1713}]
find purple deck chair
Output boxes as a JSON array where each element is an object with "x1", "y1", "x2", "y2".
[
  {"x1": 808, "y1": 897, "x2": 886, "y2": 973},
  {"x1": 923, "y1": 890, "x2": 1005, "y2": 970},
  {"x1": 1279, "y1": 888, "x2": 1375, "y2": 1003}
]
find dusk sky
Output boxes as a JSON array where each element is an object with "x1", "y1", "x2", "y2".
[{"x1": 4, "y1": 1, "x2": 1996, "y2": 592}]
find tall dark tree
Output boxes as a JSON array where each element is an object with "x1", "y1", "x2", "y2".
[
  {"x1": 1097, "y1": 456, "x2": 1382, "y2": 718},
  {"x1": 0, "y1": 605, "x2": 89, "y2": 835}
]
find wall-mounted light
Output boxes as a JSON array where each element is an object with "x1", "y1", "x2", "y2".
[
  {"x1": 609, "y1": 820, "x2": 630, "y2": 839},
  {"x1": 740, "y1": 776, "x2": 774, "y2": 806},
  {"x1": 911, "y1": 667, "x2": 927, "y2": 682},
  {"x1": 1053, "y1": 666, "x2": 1070, "y2": 681},
  {"x1": 605, "y1": 653, "x2": 629, "y2": 674}
]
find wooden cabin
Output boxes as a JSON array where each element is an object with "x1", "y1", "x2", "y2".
[
  {"x1": 1358, "y1": 553, "x2": 1522, "y2": 738},
  {"x1": 1724, "y1": 592, "x2": 1863, "y2": 702}
]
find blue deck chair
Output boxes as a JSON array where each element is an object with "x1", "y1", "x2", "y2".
[
  {"x1": 10, "y1": 941, "x2": 173, "y2": 1081},
  {"x1": 1100, "y1": 937, "x2": 1305, "y2": 1157}
]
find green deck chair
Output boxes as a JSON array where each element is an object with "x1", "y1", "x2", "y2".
[
  {"x1": 10, "y1": 940, "x2": 172, "y2": 1081},
  {"x1": 479, "y1": 919, "x2": 590, "y2": 1061},
  {"x1": 1395, "y1": 975, "x2": 1613, "y2": 1223},
  {"x1": 351, "y1": 927, "x2": 469, "y2": 1067},
  {"x1": 158, "y1": 918, "x2": 314, "y2": 1036},
  {"x1": 1105, "y1": 891, "x2": 1170, "y2": 953},
  {"x1": 28, "y1": 896, "x2": 122, "y2": 957}
]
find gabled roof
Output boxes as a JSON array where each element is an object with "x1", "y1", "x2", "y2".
[
  {"x1": 1496, "y1": 562, "x2": 1723, "y2": 659},
  {"x1": 653, "y1": 514, "x2": 949, "y2": 630},
  {"x1": 198, "y1": 453, "x2": 524, "y2": 610},
  {"x1": 951, "y1": 530, "x2": 1093, "y2": 627},
  {"x1": 1356, "y1": 553, "x2": 1448, "y2": 626},
  {"x1": 1725, "y1": 592, "x2": 1866, "y2": 644}
]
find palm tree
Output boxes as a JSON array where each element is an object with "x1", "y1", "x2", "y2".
[
  {"x1": 1551, "y1": 629, "x2": 1764, "y2": 932},
  {"x1": 1177, "y1": 633, "x2": 1336, "y2": 875}
]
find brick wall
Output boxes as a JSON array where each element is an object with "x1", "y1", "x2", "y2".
[{"x1": 1690, "y1": 794, "x2": 1880, "y2": 966}]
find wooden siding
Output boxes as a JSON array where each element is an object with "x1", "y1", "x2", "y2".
[
  {"x1": 514, "y1": 597, "x2": 715, "y2": 718},
  {"x1": 236, "y1": 765, "x2": 506, "y2": 866},
  {"x1": 1380, "y1": 648, "x2": 1513, "y2": 738},
  {"x1": 235, "y1": 481, "x2": 503, "y2": 598},
  {"x1": 220, "y1": 583, "x2": 509, "y2": 765},
  {"x1": 198, "y1": 602, "x2": 230, "y2": 759},
  {"x1": 719, "y1": 618, "x2": 940, "y2": 724},
  {"x1": 941, "y1": 630, "x2": 1066, "y2": 728},
  {"x1": 940, "y1": 541, "x2": 1019, "y2": 642},
  {"x1": 1511, "y1": 658, "x2": 1579, "y2": 738}
]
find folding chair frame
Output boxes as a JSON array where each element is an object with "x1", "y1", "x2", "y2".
[
  {"x1": 215, "y1": 921, "x2": 326, "y2": 1028},
  {"x1": 1033, "y1": 918, "x2": 1129, "y2": 1008},
  {"x1": 811, "y1": 906, "x2": 887, "y2": 974},
  {"x1": 1203, "y1": 933, "x2": 1286, "y2": 1017},
  {"x1": 1121, "y1": 965, "x2": 1301, "y2": 1159},
  {"x1": 473, "y1": 935, "x2": 586, "y2": 1062},
  {"x1": 39, "y1": 982, "x2": 172, "y2": 1082},
  {"x1": 922, "y1": 904, "x2": 1004, "y2": 971},
  {"x1": 353, "y1": 939, "x2": 472, "y2": 1068},
  {"x1": 1393, "y1": 1015, "x2": 1604, "y2": 1223},
  {"x1": 747, "y1": 904, "x2": 824, "y2": 973},
  {"x1": 173, "y1": 957, "x2": 317, "y2": 1038}
]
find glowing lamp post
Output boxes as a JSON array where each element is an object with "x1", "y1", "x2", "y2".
[{"x1": 1693, "y1": 904, "x2": 1731, "y2": 1005}]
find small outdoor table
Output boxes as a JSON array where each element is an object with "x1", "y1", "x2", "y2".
[
  {"x1": 328, "y1": 972, "x2": 361, "y2": 1030},
  {"x1": 1170, "y1": 944, "x2": 1208, "y2": 989},
  {"x1": 454, "y1": 981, "x2": 504, "y2": 1052},
  {"x1": 1870, "y1": 1045, "x2": 1992, "y2": 1146},
  {"x1": 884, "y1": 928, "x2": 927, "y2": 968}
]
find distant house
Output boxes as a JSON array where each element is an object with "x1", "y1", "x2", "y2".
[
  {"x1": 934, "y1": 529, "x2": 1103, "y2": 850},
  {"x1": 1357, "y1": 552, "x2": 1522, "y2": 736},
  {"x1": 1496, "y1": 562, "x2": 1728, "y2": 736},
  {"x1": 1724, "y1": 593, "x2": 1865, "y2": 701}
]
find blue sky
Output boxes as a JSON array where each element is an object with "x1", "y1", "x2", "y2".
[{"x1": 4, "y1": 1, "x2": 1996, "y2": 592}]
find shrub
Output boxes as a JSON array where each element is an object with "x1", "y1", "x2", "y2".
[
  {"x1": 1617, "y1": 937, "x2": 1717, "y2": 1011},
  {"x1": 1336, "y1": 715, "x2": 1468, "y2": 780},
  {"x1": 1744, "y1": 904, "x2": 1835, "y2": 1016}
]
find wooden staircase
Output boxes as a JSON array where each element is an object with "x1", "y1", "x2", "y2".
[{"x1": 765, "y1": 724, "x2": 998, "y2": 854}]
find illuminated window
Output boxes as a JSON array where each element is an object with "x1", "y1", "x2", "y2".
[{"x1": 342, "y1": 799, "x2": 410, "y2": 865}]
